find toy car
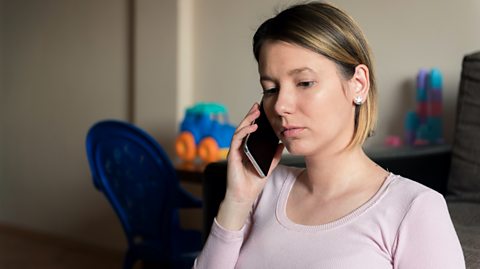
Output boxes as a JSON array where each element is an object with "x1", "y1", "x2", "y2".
[{"x1": 175, "y1": 103, "x2": 236, "y2": 163}]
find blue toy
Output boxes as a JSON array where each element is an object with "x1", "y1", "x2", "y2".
[{"x1": 175, "y1": 102, "x2": 236, "y2": 163}]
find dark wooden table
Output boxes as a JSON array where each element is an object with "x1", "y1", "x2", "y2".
[{"x1": 175, "y1": 161, "x2": 206, "y2": 183}]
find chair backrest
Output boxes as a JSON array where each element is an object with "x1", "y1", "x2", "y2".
[{"x1": 86, "y1": 120, "x2": 181, "y2": 254}]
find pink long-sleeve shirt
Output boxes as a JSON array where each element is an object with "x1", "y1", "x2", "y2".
[{"x1": 194, "y1": 165, "x2": 465, "y2": 269}]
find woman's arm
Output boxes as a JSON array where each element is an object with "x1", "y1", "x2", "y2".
[
  {"x1": 193, "y1": 217, "x2": 251, "y2": 269},
  {"x1": 193, "y1": 103, "x2": 283, "y2": 269},
  {"x1": 216, "y1": 103, "x2": 283, "y2": 230}
]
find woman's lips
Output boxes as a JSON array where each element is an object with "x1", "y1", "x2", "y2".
[{"x1": 281, "y1": 127, "x2": 305, "y2": 138}]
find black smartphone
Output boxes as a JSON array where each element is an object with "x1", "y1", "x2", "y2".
[{"x1": 243, "y1": 102, "x2": 280, "y2": 177}]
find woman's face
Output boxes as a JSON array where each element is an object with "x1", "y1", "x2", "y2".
[{"x1": 258, "y1": 40, "x2": 357, "y2": 157}]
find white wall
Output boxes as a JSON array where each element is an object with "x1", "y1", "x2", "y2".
[
  {"x1": 0, "y1": 0, "x2": 128, "y2": 249},
  {"x1": 193, "y1": 0, "x2": 278, "y2": 121},
  {"x1": 193, "y1": 0, "x2": 480, "y2": 147},
  {"x1": 134, "y1": 0, "x2": 179, "y2": 156},
  {"x1": 333, "y1": 0, "x2": 480, "y2": 147},
  {"x1": 0, "y1": 0, "x2": 184, "y2": 251}
]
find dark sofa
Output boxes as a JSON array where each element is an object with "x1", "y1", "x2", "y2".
[{"x1": 202, "y1": 51, "x2": 480, "y2": 268}]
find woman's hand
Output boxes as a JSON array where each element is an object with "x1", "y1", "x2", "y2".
[{"x1": 216, "y1": 103, "x2": 284, "y2": 231}]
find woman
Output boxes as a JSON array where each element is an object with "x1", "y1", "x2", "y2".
[{"x1": 194, "y1": 2, "x2": 464, "y2": 268}]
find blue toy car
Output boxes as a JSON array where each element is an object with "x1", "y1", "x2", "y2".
[{"x1": 175, "y1": 103, "x2": 236, "y2": 163}]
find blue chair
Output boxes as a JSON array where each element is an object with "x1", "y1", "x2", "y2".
[{"x1": 86, "y1": 120, "x2": 202, "y2": 269}]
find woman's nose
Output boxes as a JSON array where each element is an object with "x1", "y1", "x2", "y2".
[{"x1": 274, "y1": 87, "x2": 295, "y2": 116}]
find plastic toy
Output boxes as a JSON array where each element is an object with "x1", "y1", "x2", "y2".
[
  {"x1": 404, "y1": 68, "x2": 444, "y2": 146},
  {"x1": 175, "y1": 102, "x2": 236, "y2": 163}
]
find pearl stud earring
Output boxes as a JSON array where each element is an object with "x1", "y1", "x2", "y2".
[{"x1": 354, "y1": 96, "x2": 363, "y2": 105}]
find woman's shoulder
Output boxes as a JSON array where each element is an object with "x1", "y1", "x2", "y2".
[
  {"x1": 368, "y1": 174, "x2": 450, "y2": 239},
  {"x1": 383, "y1": 173, "x2": 447, "y2": 212},
  {"x1": 388, "y1": 174, "x2": 443, "y2": 197}
]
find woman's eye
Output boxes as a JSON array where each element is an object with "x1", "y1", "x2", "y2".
[
  {"x1": 298, "y1": 81, "x2": 315, "y2": 88},
  {"x1": 263, "y1": 88, "x2": 278, "y2": 95}
]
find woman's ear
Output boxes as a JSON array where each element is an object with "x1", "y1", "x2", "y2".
[{"x1": 349, "y1": 64, "x2": 370, "y2": 105}]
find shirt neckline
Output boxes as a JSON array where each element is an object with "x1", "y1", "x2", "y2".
[{"x1": 276, "y1": 169, "x2": 396, "y2": 232}]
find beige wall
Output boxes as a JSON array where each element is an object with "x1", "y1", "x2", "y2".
[
  {"x1": 134, "y1": 0, "x2": 178, "y2": 156},
  {"x1": 0, "y1": 0, "x2": 182, "y2": 251},
  {"x1": 332, "y1": 0, "x2": 480, "y2": 147},
  {"x1": 0, "y1": 0, "x2": 128, "y2": 249},
  {"x1": 0, "y1": 0, "x2": 4, "y2": 186},
  {"x1": 193, "y1": 0, "x2": 480, "y2": 147},
  {"x1": 1, "y1": 0, "x2": 479, "y2": 252}
]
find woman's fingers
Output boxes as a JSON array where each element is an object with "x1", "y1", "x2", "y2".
[
  {"x1": 229, "y1": 103, "x2": 261, "y2": 152},
  {"x1": 237, "y1": 103, "x2": 260, "y2": 129},
  {"x1": 229, "y1": 123, "x2": 258, "y2": 156}
]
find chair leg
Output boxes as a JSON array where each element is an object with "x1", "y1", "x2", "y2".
[{"x1": 123, "y1": 250, "x2": 137, "y2": 269}]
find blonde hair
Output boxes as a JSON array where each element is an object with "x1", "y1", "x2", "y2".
[{"x1": 253, "y1": 2, "x2": 377, "y2": 147}]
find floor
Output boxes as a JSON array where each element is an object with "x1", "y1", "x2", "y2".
[
  {"x1": 0, "y1": 183, "x2": 204, "y2": 269},
  {"x1": 0, "y1": 224, "x2": 124, "y2": 269}
]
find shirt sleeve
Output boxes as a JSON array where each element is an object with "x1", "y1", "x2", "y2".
[
  {"x1": 193, "y1": 217, "x2": 251, "y2": 269},
  {"x1": 393, "y1": 191, "x2": 465, "y2": 269}
]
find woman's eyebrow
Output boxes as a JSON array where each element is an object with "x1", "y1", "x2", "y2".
[
  {"x1": 287, "y1": 67, "x2": 315, "y2": 76},
  {"x1": 260, "y1": 75, "x2": 274, "y2": 82},
  {"x1": 260, "y1": 67, "x2": 315, "y2": 82}
]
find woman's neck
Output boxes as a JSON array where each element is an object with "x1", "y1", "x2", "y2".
[{"x1": 300, "y1": 146, "x2": 384, "y2": 199}]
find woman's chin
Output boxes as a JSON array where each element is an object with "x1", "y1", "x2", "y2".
[{"x1": 283, "y1": 143, "x2": 311, "y2": 156}]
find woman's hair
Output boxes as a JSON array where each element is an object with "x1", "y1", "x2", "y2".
[{"x1": 253, "y1": 2, "x2": 377, "y2": 147}]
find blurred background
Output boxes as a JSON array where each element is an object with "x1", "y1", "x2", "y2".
[{"x1": 0, "y1": 0, "x2": 479, "y2": 253}]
